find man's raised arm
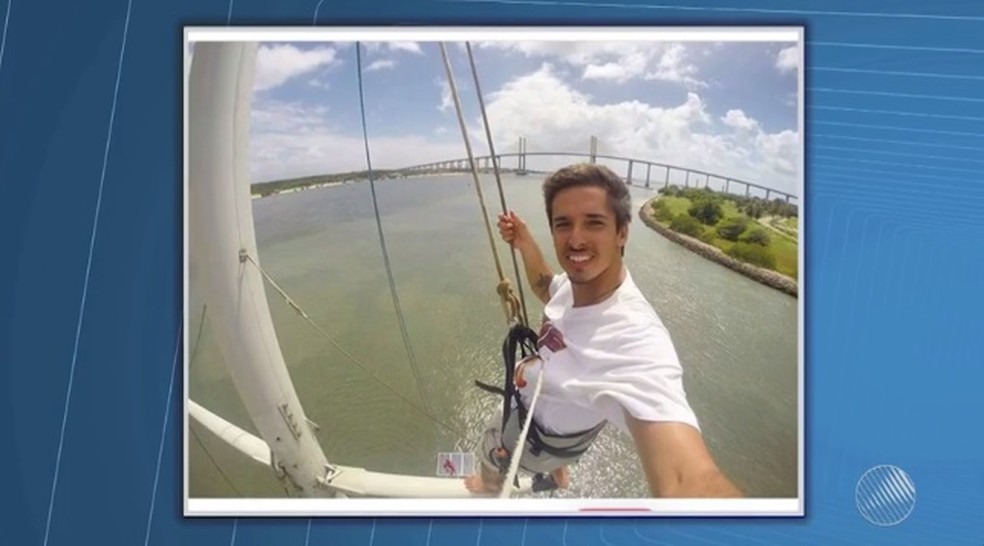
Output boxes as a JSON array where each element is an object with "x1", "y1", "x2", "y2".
[{"x1": 497, "y1": 210, "x2": 554, "y2": 304}]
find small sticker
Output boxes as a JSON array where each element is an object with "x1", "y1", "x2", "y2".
[{"x1": 436, "y1": 452, "x2": 475, "y2": 477}]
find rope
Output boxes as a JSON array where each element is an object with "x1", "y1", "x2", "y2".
[
  {"x1": 438, "y1": 43, "x2": 524, "y2": 326},
  {"x1": 499, "y1": 360, "x2": 546, "y2": 498},
  {"x1": 465, "y1": 42, "x2": 530, "y2": 327},
  {"x1": 241, "y1": 251, "x2": 469, "y2": 442},
  {"x1": 355, "y1": 42, "x2": 431, "y2": 410}
]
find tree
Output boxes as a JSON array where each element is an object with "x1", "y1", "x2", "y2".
[
  {"x1": 741, "y1": 227, "x2": 771, "y2": 246},
  {"x1": 670, "y1": 213, "x2": 706, "y2": 238},
  {"x1": 727, "y1": 242, "x2": 776, "y2": 269},
  {"x1": 651, "y1": 200, "x2": 674, "y2": 222},
  {"x1": 688, "y1": 199, "x2": 724, "y2": 226},
  {"x1": 716, "y1": 216, "x2": 750, "y2": 241},
  {"x1": 743, "y1": 201, "x2": 765, "y2": 219}
]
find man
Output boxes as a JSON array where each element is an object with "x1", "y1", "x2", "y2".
[{"x1": 465, "y1": 163, "x2": 742, "y2": 498}]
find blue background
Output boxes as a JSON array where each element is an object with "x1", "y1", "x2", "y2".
[{"x1": 2, "y1": 0, "x2": 983, "y2": 544}]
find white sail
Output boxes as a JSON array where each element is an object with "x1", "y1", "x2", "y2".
[{"x1": 189, "y1": 42, "x2": 330, "y2": 496}]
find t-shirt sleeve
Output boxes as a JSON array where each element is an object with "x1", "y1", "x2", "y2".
[
  {"x1": 584, "y1": 324, "x2": 700, "y2": 434},
  {"x1": 548, "y1": 274, "x2": 566, "y2": 299}
]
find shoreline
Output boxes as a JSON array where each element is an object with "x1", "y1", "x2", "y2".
[{"x1": 638, "y1": 197, "x2": 798, "y2": 298}]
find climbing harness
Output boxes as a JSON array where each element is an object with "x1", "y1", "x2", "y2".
[{"x1": 475, "y1": 324, "x2": 605, "y2": 495}]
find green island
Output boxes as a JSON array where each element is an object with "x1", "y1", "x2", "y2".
[
  {"x1": 250, "y1": 169, "x2": 404, "y2": 197},
  {"x1": 639, "y1": 186, "x2": 798, "y2": 297},
  {"x1": 250, "y1": 167, "x2": 531, "y2": 198}
]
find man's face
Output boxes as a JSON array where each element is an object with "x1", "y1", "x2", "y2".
[{"x1": 549, "y1": 185, "x2": 627, "y2": 286}]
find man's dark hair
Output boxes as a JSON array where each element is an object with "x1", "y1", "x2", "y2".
[{"x1": 542, "y1": 163, "x2": 632, "y2": 231}]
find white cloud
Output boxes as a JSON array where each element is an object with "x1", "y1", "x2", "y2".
[
  {"x1": 254, "y1": 44, "x2": 338, "y2": 92},
  {"x1": 248, "y1": 49, "x2": 799, "y2": 195},
  {"x1": 582, "y1": 51, "x2": 648, "y2": 84},
  {"x1": 480, "y1": 41, "x2": 706, "y2": 88},
  {"x1": 362, "y1": 41, "x2": 424, "y2": 55},
  {"x1": 389, "y1": 41, "x2": 423, "y2": 55},
  {"x1": 307, "y1": 77, "x2": 331, "y2": 90},
  {"x1": 776, "y1": 46, "x2": 798, "y2": 73},
  {"x1": 252, "y1": 99, "x2": 329, "y2": 134},
  {"x1": 250, "y1": 98, "x2": 465, "y2": 181},
  {"x1": 721, "y1": 109, "x2": 759, "y2": 131},
  {"x1": 479, "y1": 65, "x2": 798, "y2": 194},
  {"x1": 646, "y1": 44, "x2": 703, "y2": 87},
  {"x1": 437, "y1": 79, "x2": 453, "y2": 112},
  {"x1": 366, "y1": 59, "x2": 396, "y2": 72}
]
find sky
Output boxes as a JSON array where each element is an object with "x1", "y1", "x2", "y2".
[{"x1": 242, "y1": 38, "x2": 800, "y2": 196}]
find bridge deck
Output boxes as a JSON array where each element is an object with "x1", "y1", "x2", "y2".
[{"x1": 402, "y1": 151, "x2": 797, "y2": 203}]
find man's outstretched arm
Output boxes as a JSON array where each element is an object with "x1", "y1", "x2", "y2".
[{"x1": 626, "y1": 415, "x2": 743, "y2": 498}]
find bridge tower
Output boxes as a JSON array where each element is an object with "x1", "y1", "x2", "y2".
[{"x1": 517, "y1": 137, "x2": 528, "y2": 174}]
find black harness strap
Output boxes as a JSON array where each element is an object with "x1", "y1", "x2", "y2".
[{"x1": 499, "y1": 323, "x2": 539, "y2": 432}]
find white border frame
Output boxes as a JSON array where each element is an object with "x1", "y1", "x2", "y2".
[{"x1": 183, "y1": 26, "x2": 805, "y2": 517}]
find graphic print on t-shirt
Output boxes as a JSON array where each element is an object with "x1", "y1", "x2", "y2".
[{"x1": 537, "y1": 319, "x2": 567, "y2": 357}]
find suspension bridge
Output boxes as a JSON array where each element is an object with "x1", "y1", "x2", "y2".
[{"x1": 400, "y1": 136, "x2": 797, "y2": 204}]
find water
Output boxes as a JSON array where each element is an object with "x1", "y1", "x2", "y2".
[{"x1": 188, "y1": 174, "x2": 799, "y2": 499}]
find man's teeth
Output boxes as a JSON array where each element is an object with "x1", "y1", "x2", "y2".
[{"x1": 569, "y1": 255, "x2": 590, "y2": 263}]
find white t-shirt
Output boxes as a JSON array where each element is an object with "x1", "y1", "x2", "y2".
[{"x1": 516, "y1": 270, "x2": 700, "y2": 435}]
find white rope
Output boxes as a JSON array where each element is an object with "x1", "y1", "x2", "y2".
[{"x1": 499, "y1": 359, "x2": 546, "y2": 498}]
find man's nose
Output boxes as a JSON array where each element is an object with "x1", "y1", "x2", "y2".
[{"x1": 568, "y1": 224, "x2": 587, "y2": 248}]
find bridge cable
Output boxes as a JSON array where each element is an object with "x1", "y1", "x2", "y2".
[
  {"x1": 439, "y1": 43, "x2": 525, "y2": 327},
  {"x1": 465, "y1": 42, "x2": 530, "y2": 327},
  {"x1": 355, "y1": 42, "x2": 432, "y2": 413}
]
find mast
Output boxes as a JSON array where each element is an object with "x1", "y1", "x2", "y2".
[{"x1": 188, "y1": 42, "x2": 331, "y2": 496}]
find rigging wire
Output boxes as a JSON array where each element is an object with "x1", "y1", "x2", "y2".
[
  {"x1": 189, "y1": 303, "x2": 207, "y2": 368},
  {"x1": 240, "y1": 252, "x2": 472, "y2": 444},
  {"x1": 187, "y1": 308, "x2": 243, "y2": 496},
  {"x1": 190, "y1": 424, "x2": 244, "y2": 496},
  {"x1": 464, "y1": 42, "x2": 530, "y2": 327},
  {"x1": 447, "y1": 44, "x2": 550, "y2": 495},
  {"x1": 355, "y1": 42, "x2": 431, "y2": 412},
  {"x1": 438, "y1": 43, "x2": 525, "y2": 327}
]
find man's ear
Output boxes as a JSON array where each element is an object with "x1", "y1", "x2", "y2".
[{"x1": 617, "y1": 225, "x2": 629, "y2": 246}]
